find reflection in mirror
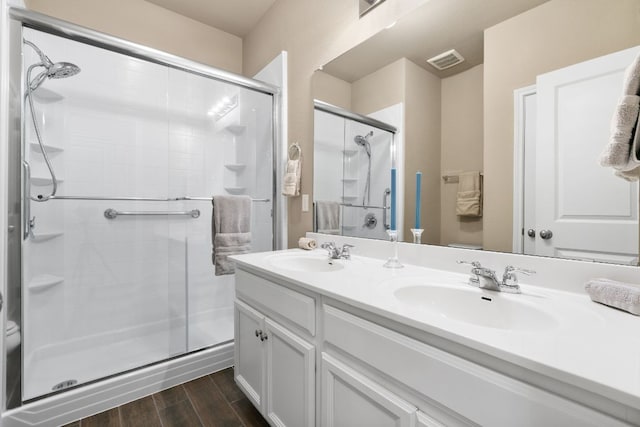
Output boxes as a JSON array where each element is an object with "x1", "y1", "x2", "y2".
[
  {"x1": 313, "y1": 101, "x2": 401, "y2": 240},
  {"x1": 312, "y1": 0, "x2": 640, "y2": 265}
]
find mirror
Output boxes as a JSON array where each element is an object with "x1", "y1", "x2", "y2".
[{"x1": 312, "y1": 0, "x2": 640, "y2": 265}]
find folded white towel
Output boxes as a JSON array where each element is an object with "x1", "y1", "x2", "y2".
[
  {"x1": 283, "y1": 143, "x2": 302, "y2": 197},
  {"x1": 585, "y1": 278, "x2": 640, "y2": 316},
  {"x1": 315, "y1": 200, "x2": 340, "y2": 234},
  {"x1": 600, "y1": 95, "x2": 640, "y2": 170},
  {"x1": 456, "y1": 172, "x2": 482, "y2": 217},
  {"x1": 623, "y1": 53, "x2": 640, "y2": 96},
  {"x1": 298, "y1": 237, "x2": 317, "y2": 250},
  {"x1": 211, "y1": 195, "x2": 251, "y2": 276}
]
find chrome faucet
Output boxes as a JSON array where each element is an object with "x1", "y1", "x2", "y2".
[
  {"x1": 321, "y1": 242, "x2": 354, "y2": 260},
  {"x1": 457, "y1": 261, "x2": 535, "y2": 294}
]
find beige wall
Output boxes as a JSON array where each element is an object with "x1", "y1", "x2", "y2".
[
  {"x1": 404, "y1": 59, "x2": 441, "y2": 244},
  {"x1": 24, "y1": 0, "x2": 243, "y2": 73},
  {"x1": 312, "y1": 71, "x2": 352, "y2": 111},
  {"x1": 351, "y1": 59, "x2": 405, "y2": 114},
  {"x1": 441, "y1": 64, "x2": 483, "y2": 247},
  {"x1": 483, "y1": 0, "x2": 640, "y2": 252},
  {"x1": 243, "y1": 0, "x2": 428, "y2": 247}
]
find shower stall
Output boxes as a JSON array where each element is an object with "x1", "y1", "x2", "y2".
[
  {"x1": 3, "y1": 8, "x2": 283, "y2": 424},
  {"x1": 313, "y1": 100, "x2": 399, "y2": 240}
]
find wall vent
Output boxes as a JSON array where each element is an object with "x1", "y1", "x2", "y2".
[{"x1": 426, "y1": 49, "x2": 465, "y2": 71}]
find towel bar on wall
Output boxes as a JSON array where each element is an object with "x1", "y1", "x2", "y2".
[
  {"x1": 46, "y1": 195, "x2": 271, "y2": 202},
  {"x1": 104, "y1": 208, "x2": 201, "y2": 219},
  {"x1": 442, "y1": 173, "x2": 484, "y2": 184}
]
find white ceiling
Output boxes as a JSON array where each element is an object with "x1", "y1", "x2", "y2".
[{"x1": 145, "y1": 0, "x2": 276, "y2": 37}]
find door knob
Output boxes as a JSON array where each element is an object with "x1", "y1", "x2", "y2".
[
  {"x1": 527, "y1": 229, "x2": 535, "y2": 238},
  {"x1": 539, "y1": 229, "x2": 553, "y2": 240}
]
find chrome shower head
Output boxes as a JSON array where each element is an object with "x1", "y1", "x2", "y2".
[
  {"x1": 24, "y1": 39, "x2": 81, "y2": 91},
  {"x1": 354, "y1": 131, "x2": 373, "y2": 157}
]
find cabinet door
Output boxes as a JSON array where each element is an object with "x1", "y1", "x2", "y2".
[
  {"x1": 264, "y1": 317, "x2": 315, "y2": 427},
  {"x1": 234, "y1": 300, "x2": 266, "y2": 412},
  {"x1": 321, "y1": 353, "x2": 417, "y2": 427}
]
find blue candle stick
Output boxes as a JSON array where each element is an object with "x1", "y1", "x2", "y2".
[
  {"x1": 390, "y1": 168, "x2": 397, "y2": 231},
  {"x1": 415, "y1": 172, "x2": 422, "y2": 229}
]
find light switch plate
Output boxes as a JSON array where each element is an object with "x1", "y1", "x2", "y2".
[{"x1": 302, "y1": 194, "x2": 309, "y2": 212}]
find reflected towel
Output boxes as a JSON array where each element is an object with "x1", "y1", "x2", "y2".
[
  {"x1": 315, "y1": 200, "x2": 340, "y2": 234},
  {"x1": 600, "y1": 53, "x2": 640, "y2": 177},
  {"x1": 212, "y1": 195, "x2": 251, "y2": 276},
  {"x1": 585, "y1": 278, "x2": 640, "y2": 316},
  {"x1": 456, "y1": 172, "x2": 482, "y2": 217}
]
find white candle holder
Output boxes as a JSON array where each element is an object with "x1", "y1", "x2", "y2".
[
  {"x1": 410, "y1": 228, "x2": 424, "y2": 244},
  {"x1": 383, "y1": 229, "x2": 404, "y2": 268}
]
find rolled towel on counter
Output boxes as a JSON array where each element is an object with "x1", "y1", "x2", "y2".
[
  {"x1": 585, "y1": 278, "x2": 640, "y2": 315},
  {"x1": 298, "y1": 237, "x2": 317, "y2": 250}
]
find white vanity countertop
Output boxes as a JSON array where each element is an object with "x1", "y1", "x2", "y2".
[{"x1": 232, "y1": 248, "x2": 640, "y2": 410}]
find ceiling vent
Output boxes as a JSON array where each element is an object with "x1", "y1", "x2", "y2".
[{"x1": 426, "y1": 49, "x2": 465, "y2": 71}]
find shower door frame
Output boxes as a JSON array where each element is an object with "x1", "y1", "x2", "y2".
[{"x1": 4, "y1": 5, "x2": 285, "y2": 415}]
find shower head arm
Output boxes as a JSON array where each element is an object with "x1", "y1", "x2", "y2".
[{"x1": 23, "y1": 39, "x2": 53, "y2": 69}]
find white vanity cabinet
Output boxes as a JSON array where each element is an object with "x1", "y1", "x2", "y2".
[
  {"x1": 234, "y1": 270, "x2": 315, "y2": 427},
  {"x1": 233, "y1": 261, "x2": 635, "y2": 427}
]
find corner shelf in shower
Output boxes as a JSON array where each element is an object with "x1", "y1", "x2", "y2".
[
  {"x1": 31, "y1": 231, "x2": 64, "y2": 242},
  {"x1": 28, "y1": 274, "x2": 64, "y2": 292},
  {"x1": 342, "y1": 149, "x2": 358, "y2": 156},
  {"x1": 31, "y1": 176, "x2": 64, "y2": 186},
  {"x1": 29, "y1": 142, "x2": 64, "y2": 154},
  {"x1": 224, "y1": 187, "x2": 246, "y2": 195},
  {"x1": 225, "y1": 124, "x2": 246, "y2": 135},
  {"x1": 341, "y1": 178, "x2": 358, "y2": 183},
  {"x1": 224, "y1": 164, "x2": 246, "y2": 172},
  {"x1": 32, "y1": 87, "x2": 65, "y2": 103}
]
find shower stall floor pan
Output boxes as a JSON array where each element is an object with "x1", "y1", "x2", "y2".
[{"x1": 23, "y1": 311, "x2": 233, "y2": 400}]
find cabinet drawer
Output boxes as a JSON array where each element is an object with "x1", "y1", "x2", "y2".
[
  {"x1": 323, "y1": 305, "x2": 628, "y2": 427},
  {"x1": 236, "y1": 269, "x2": 315, "y2": 336}
]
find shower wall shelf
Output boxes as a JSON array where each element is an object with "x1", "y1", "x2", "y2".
[
  {"x1": 225, "y1": 124, "x2": 246, "y2": 135},
  {"x1": 224, "y1": 187, "x2": 246, "y2": 195},
  {"x1": 342, "y1": 149, "x2": 357, "y2": 156},
  {"x1": 341, "y1": 178, "x2": 358, "y2": 183},
  {"x1": 31, "y1": 176, "x2": 64, "y2": 186},
  {"x1": 224, "y1": 164, "x2": 246, "y2": 172},
  {"x1": 32, "y1": 87, "x2": 64, "y2": 103},
  {"x1": 28, "y1": 274, "x2": 64, "y2": 292},
  {"x1": 31, "y1": 231, "x2": 64, "y2": 242},
  {"x1": 29, "y1": 142, "x2": 64, "y2": 153}
]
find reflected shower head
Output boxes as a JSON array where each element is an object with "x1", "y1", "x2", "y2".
[
  {"x1": 354, "y1": 131, "x2": 373, "y2": 157},
  {"x1": 24, "y1": 39, "x2": 81, "y2": 91}
]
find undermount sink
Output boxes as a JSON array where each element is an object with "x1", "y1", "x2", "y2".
[
  {"x1": 393, "y1": 284, "x2": 559, "y2": 331},
  {"x1": 267, "y1": 253, "x2": 345, "y2": 273}
]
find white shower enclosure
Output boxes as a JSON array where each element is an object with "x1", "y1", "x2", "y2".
[
  {"x1": 313, "y1": 102, "x2": 397, "y2": 240},
  {"x1": 16, "y1": 27, "x2": 276, "y2": 402}
]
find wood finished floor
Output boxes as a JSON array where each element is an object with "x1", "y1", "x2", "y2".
[{"x1": 61, "y1": 368, "x2": 269, "y2": 427}]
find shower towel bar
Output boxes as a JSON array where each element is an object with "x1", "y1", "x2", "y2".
[
  {"x1": 104, "y1": 208, "x2": 201, "y2": 219},
  {"x1": 341, "y1": 203, "x2": 390, "y2": 210},
  {"x1": 45, "y1": 195, "x2": 271, "y2": 202}
]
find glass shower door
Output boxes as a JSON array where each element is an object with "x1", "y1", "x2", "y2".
[{"x1": 21, "y1": 28, "x2": 187, "y2": 400}]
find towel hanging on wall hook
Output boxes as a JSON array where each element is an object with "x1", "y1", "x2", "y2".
[{"x1": 283, "y1": 142, "x2": 302, "y2": 196}]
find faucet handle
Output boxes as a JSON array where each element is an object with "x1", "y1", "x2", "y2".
[
  {"x1": 340, "y1": 244, "x2": 354, "y2": 259},
  {"x1": 321, "y1": 242, "x2": 336, "y2": 249},
  {"x1": 503, "y1": 265, "x2": 535, "y2": 276},
  {"x1": 457, "y1": 260, "x2": 482, "y2": 268}
]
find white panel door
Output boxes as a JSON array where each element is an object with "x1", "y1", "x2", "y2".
[
  {"x1": 234, "y1": 300, "x2": 266, "y2": 412},
  {"x1": 321, "y1": 353, "x2": 417, "y2": 427},
  {"x1": 536, "y1": 46, "x2": 640, "y2": 264},
  {"x1": 264, "y1": 318, "x2": 315, "y2": 427}
]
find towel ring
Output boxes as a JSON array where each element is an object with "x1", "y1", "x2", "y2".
[{"x1": 288, "y1": 143, "x2": 301, "y2": 161}]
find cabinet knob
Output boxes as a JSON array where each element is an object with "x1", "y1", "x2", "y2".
[{"x1": 539, "y1": 229, "x2": 553, "y2": 240}]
